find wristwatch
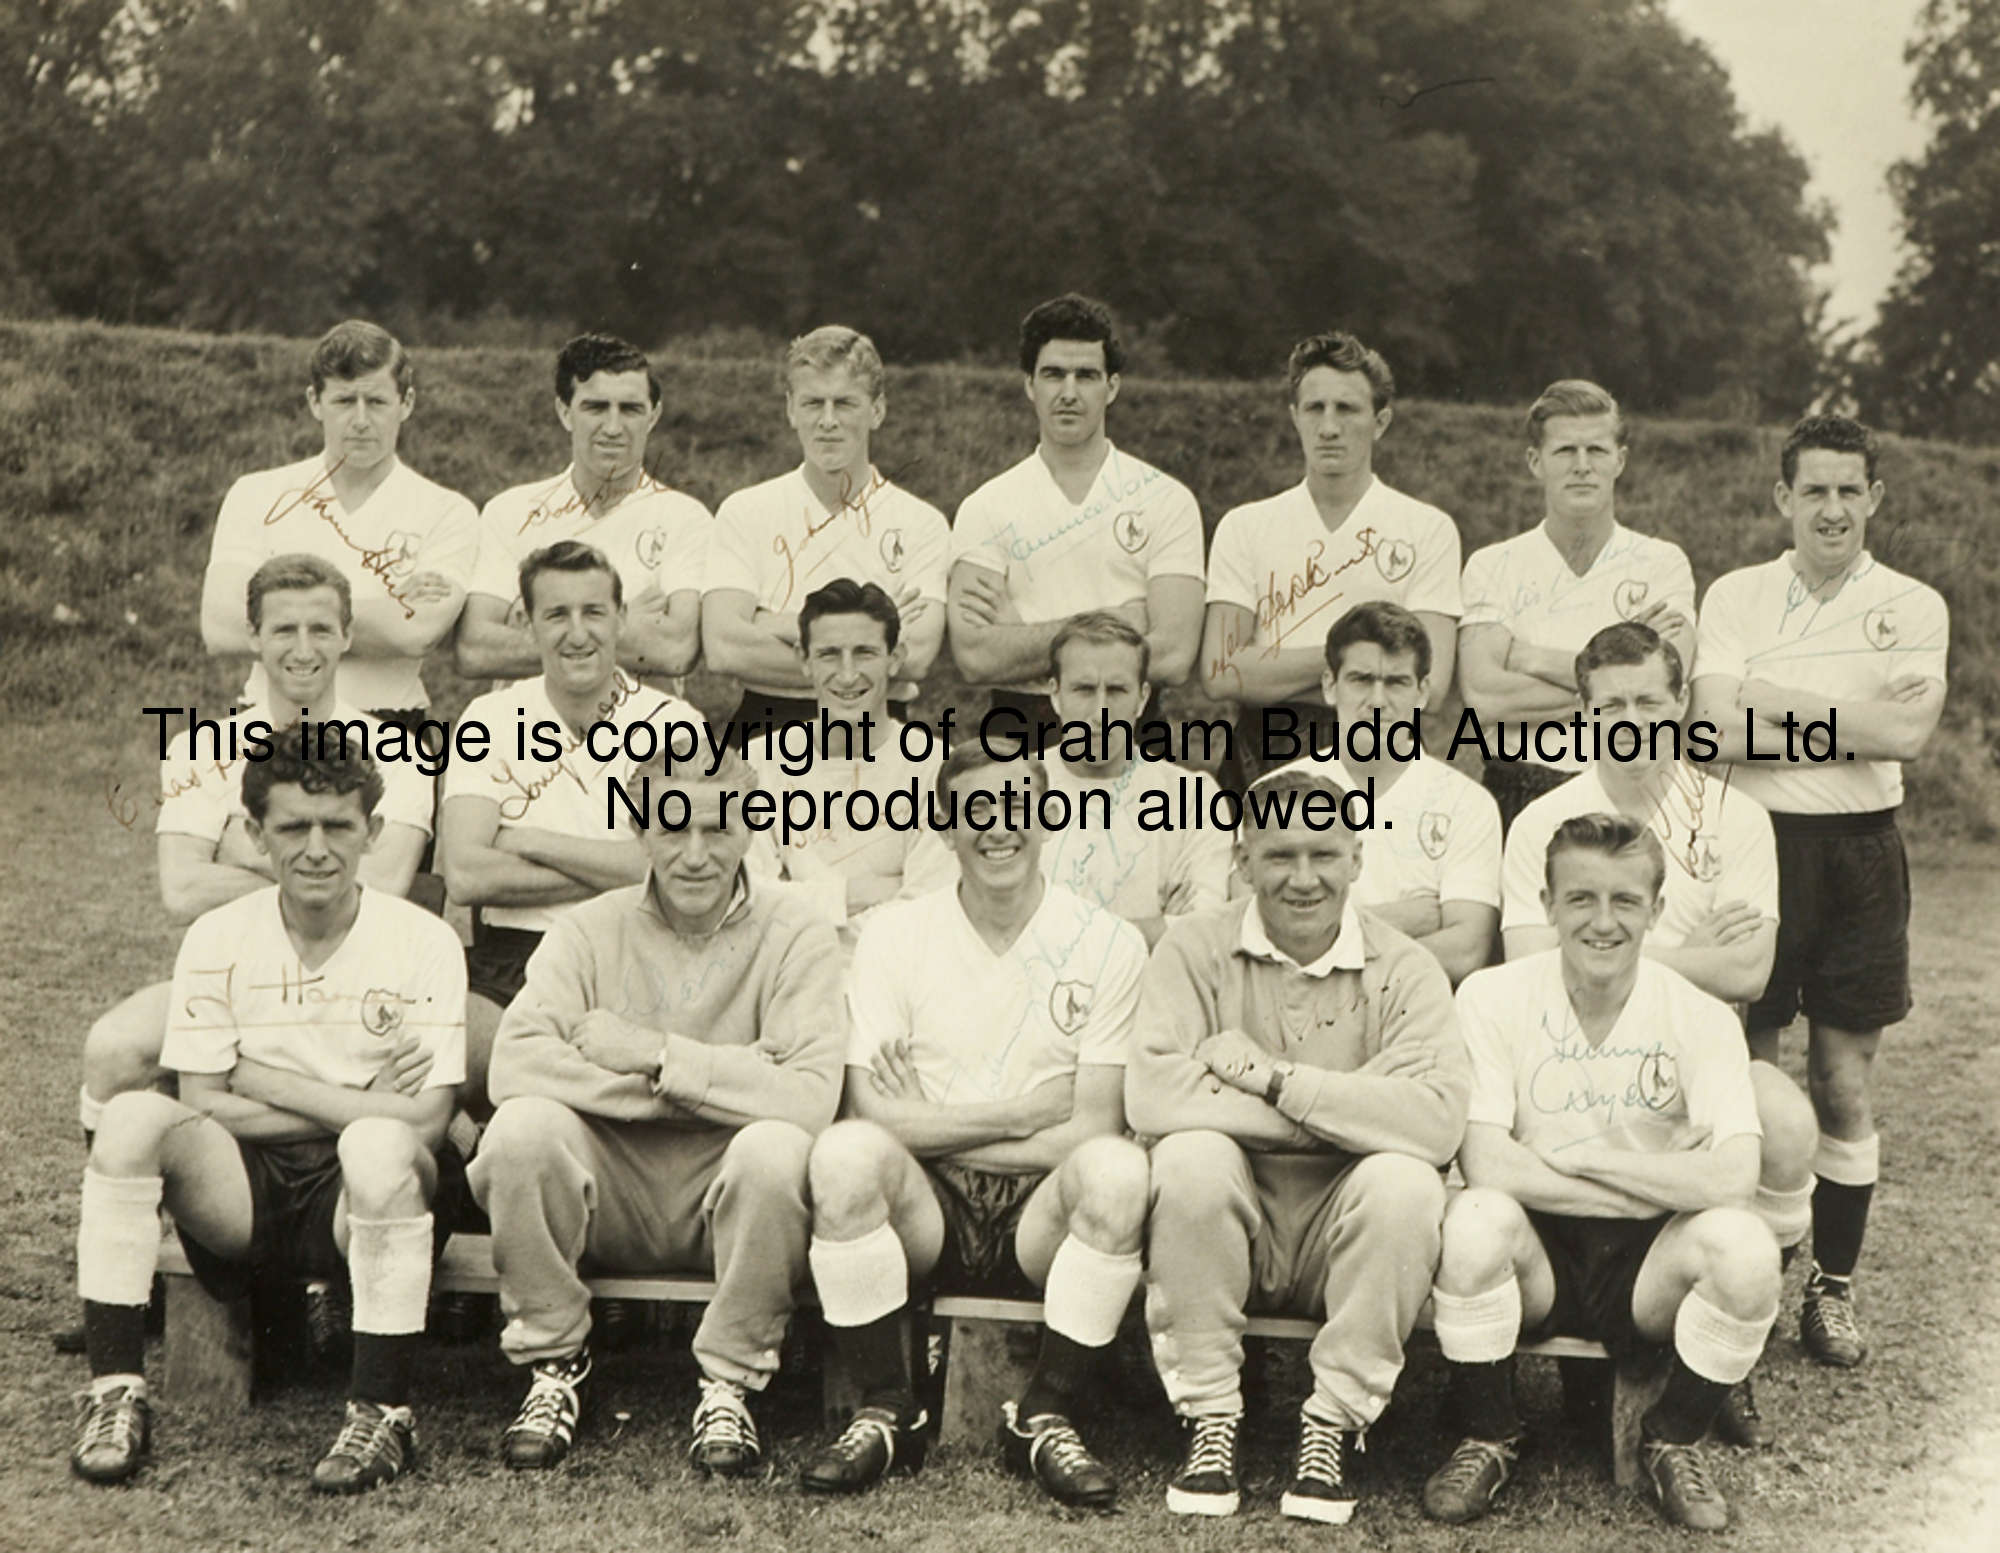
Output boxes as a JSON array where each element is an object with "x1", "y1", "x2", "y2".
[{"x1": 1265, "y1": 1060, "x2": 1296, "y2": 1107}]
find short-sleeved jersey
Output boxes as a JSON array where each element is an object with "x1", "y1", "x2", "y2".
[
  {"x1": 706, "y1": 466, "x2": 950, "y2": 700},
  {"x1": 1039, "y1": 758, "x2": 1233, "y2": 927},
  {"x1": 1460, "y1": 523, "x2": 1697, "y2": 771},
  {"x1": 470, "y1": 467, "x2": 712, "y2": 615},
  {"x1": 746, "y1": 721, "x2": 958, "y2": 951},
  {"x1": 1696, "y1": 552, "x2": 1950, "y2": 813},
  {"x1": 1501, "y1": 764, "x2": 1777, "y2": 946},
  {"x1": 209, "y1": 456, "x2": 479, "y2": 712},
  {"x1": 163, "y1": 886, "x2": 466, "y2": 1094},
  {"x1": 949, "y1": 445, "x2": 1205, "y2": 692},
  {"x1": 158, "y1": 703, "x2": 435, "y2": 845},
  {"x1": 847, "y1": 883, "x2": 1148, "y2": 1104},
  {"x1": 443, "y1": 673, "x2": 700, "y2": 932},
  {"x1": 1457, "y1": 953, "x2": 1761, "y2": 1211},
  {"x1": 1206, "y1": 478, "x2": 1463, "y2": 670}
]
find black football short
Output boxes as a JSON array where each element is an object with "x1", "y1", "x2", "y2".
[
  {"x1": 1748, "y1": 809, "x2": 1911, "y2": 1035},
  {"x1": 1522, "y1": 1209, "x2": 1673, "y2": 1361}
]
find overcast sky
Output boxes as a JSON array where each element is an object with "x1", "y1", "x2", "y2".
[{"x1": 1668, "y1": 0, "x2": 1931, "y2": 334}]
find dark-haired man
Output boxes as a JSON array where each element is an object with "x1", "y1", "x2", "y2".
[
  {"x1": 69, "y1": 745, "x2": 467, "y2": 1494},
  {"x1": 1131, "y1": 767, "x2": 1468, "y2": 1524},
  {"x1": 949, "y1": 294, "x2": 1205, "y2": 726},
  {"x1": 704, "y1": 325, "x2": 951, "y2": 734},
  {"x1": 1459, "y1": 380, "x2": 1696, "y2": 829},
  {"x1": 800, "y1": 745, "x2": 1150, "y2": 1509},
  {"x1": 456, "y1": 333, "x2": 708, "y2": 687},
  {"x1": 1424, "y1": 816, "x2": 1778, "y2": 1531},
  {"x1": 1270, "y1": 601, "x2": 1500, "y2": 984},
  {"x1": 1690, "y1": 414, "x2": 1950, "y2": 1370},
  {"x1": 471, "y1": 747, "x2": 843, "y2": 1477},
  {"x1": 442, "y1": 540, "x2": 701, "y2": 1110},
  {"x1": 201, "y1": 320, "x2": 478, "y2": 724},
  {"x1": 742, "y1": 578, "x2": 955, "y2": 952},
  {"x1": 1204, "y1": 333, "x2": 1463, "y2": 774}
]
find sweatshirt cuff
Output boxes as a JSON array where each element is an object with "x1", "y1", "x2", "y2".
[
  {"x1": 1273, "y1": 1063, "x2": 1328, "y2": 1127},
  {"x1": 652, "y1": 1034, "x2": 714, "y2": 1112}
]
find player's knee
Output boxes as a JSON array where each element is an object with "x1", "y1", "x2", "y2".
[
  {"x1": 478, "y1": 1095, "x2": 581, "y2": 1176},
  {"x1": 89, "y1": 1091, "x2": 185, "y2": 1176},
  {"x1": 1690, "y1": 1207, "x2": 1781, "y2": 1311},
  {"x1": 720, "y1": 1119, "x2": 812, "y2": 1198},
  {"x1": 1752, "y1": 1065, "x2": 1819, "y2": 1184},
  {"x1": 82, "y1": 1011, "x2": 164, "y2": 1102},
  {"x1": 807, "y1": 1120, "x2": 899, "y2": 1230},
  {"x1": 1440, "y1": 1187, "x2": 1528, "y2": 1285},
  {"x1": 1345, "y1": 1151, "x2": 1446, "y2": 1233},
  {"x1": 336, "y1": 1117, "x2": 426, "y2": 1209},
  {"x1": 1147, "y1": 1129, "x2": 1243, "y2": 1214},
  {"x1": 1063, "y1": 1136, "x2": 1150, "y2": 1245}
]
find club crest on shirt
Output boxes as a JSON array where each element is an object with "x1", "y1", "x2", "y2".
[
  {"x1": 879, "y1": 527, "x2": 906, "y2": 573},
  {"x1": 1636, "y1": 1049, "x2": 1680, "y2": 1113},
  {"x1": 1863, "y1": 608, "x2": 1898, "y2": 650},
  {"x1": 1049, "y1": 979, "x2": 1094, "y2": 1034},
  {"x1": 1113, "y1": 512, "x2": 1147, "y2": 554},
  {"x1": 380, "y1": 531, "x2": 419, "y2": 576},
  {"x1": 1375, "y1": 538, "x2": 1416, "y2": 584},
  {"x1": 1613, "y1": 578, "x2": 1650, "y2": 619},
  {"x1": 1419, "y1": 811, "x2": 1452, "y2": 860},
  {"x1": 361, "y1": 988, "x2": 407, "y2": 1040},
  {"x1": 1690, "y1": 833, "x2": 1722, "y2": 884},
  {"x1": 635, "y1": 526, "x2": 668, "y2": 570}
]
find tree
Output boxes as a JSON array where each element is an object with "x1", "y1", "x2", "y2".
[{"x1": 1861, "y1": 0, "x2": 2000, "y2": 441}]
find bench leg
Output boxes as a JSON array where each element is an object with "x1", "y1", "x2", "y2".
[
  {"x1": 160, "y1": 1274, "x2": 253, "y2": 1410},
  {"x1": 1610, "y1": 1352, "x2": 1671, "y2": 1488},
  {"x1": 938, "y1": 1319, "x2": 1038, "y2": 1444}
]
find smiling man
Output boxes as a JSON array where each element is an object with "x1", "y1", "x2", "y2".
[
  {"x1": 948, "y1": 294, "x2": 1205, "y2": 726},
  {"x1": 1204, "y1": 333, "x2": 1464, "y2": 775},
  {"x1": 1458, "y1": 381, "x2": 1697, "y2": 828},
  {"x1": 799, "y1": 746, "x2": 1150, "y2": 1509},
  {"x1": 1425, "y1": 815, "x2": 1778, "y2": 1531},
  {"x1": 69, "y1": 743, "x2": 468, "y2": 1494},
  {"x1": 1689, "y1": 415, "x2": 1950, "y2": 1371},
  {"x1": 469, "y1": 745, "x2": 843, "y2": 1478},
  {"x1": 200, "y1": 321, "x2": 478, "y2": 726},
  {"x1": 442, "y1": 541, "x2": 701, "y2": 1112},
  {"x1": 703, "y1": 326, "x2": 950, "y2": 737},
  {"x1": 1130, "y1": 767, "x2": 1468, "y2": 1525},
  {"x1": 456, "y1": 334, "x2": 709, "y2": 689},
  {"x1": 743, "y1": 578, "x2": 955, "y2": 952},
  {"x1": 1270, "y1": 601, "x2": 1501, "y2": 984}
]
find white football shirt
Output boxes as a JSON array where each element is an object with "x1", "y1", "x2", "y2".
[
  {"x1": 470, "y1": 467, "x2": 712, "y2": 618},
  {"x1": 1040, "y1": 758, "x2": 1233, "y2": 926}
]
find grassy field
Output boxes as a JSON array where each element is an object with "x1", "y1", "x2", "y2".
[
  {"x1": 2, "y1": 717, "x2": 1996, "y2": 1552},
  {"x1": 2, "y1": 317, "x2": 1997, "y2": 834}
]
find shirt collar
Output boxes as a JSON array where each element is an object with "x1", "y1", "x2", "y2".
[
  {"x1": 638, "y1": 865, "x2": 753, "y2": 936},
  {"x1": 1238, "y1": 899, "x2": 1367, "y2": 978}
]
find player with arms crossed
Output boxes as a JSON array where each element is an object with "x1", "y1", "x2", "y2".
[
  {"x1": 1501, "y1": 620, "x2": 1817, "y2": 1446},
  {"x1": 703, "y1": 326, "x2": 949, "y2": 735},
  {"x1": 442, "y1": 541, "x2": 701, "y2": 1112},
  {"x1": 1203, "y1": 332, "x2": 1463, "y2": 773},
  {"x1": 800, "y1": 747, "x2": 1151, "y2": 1508},
  {"x1": 1130, "y1": 767, "x2": 1470, "y2": 1524},
  {"x1": 1037, "y1": 612, "x2": 1232, "y2": 948},
  {"x1": 455, "y1": 334, "x2": 707, "y2": 688},
  {"x1": 949, "y1": 294, "x2": 1204, "y2": 727},
  {"x1": 1689, "y1": 415, "x2": 1950, "y2": 1369},
  {"x1": 200, "y1": 320, "x2": 477, "y2": 728},
  {"x1": 743, "y1": 578, "x2": 955, "y2": 952},
  {"x1": 78, "y1": 556, "x2": 435, "y2": 1174},
  {"x1": 1271, "y1": 601, "x2": 1500, "y2": 984},
  {"x1": 1423, "y1": 815, "x2": 1779, "y2": 1531},
  {"x1": 70, "y1": 744, "x2": 467, "y2": 1493},
  {"x1": 470, "y1": 747, "x2": 843, "y2": 1476},
  {"x1": 1459, "y1": 381, "x2": 1696, "y2": 828}
]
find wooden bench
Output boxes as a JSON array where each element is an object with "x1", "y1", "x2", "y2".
[{"x1": 159, "y1": 1235, "x2": 1662, "y2": 1485}]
